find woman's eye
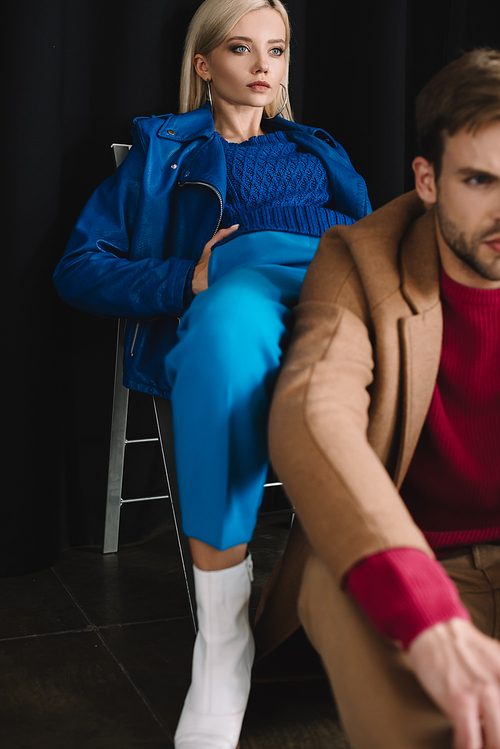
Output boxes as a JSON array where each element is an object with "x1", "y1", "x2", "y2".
[
  {"x1": 232, "y1": 45, "x2": 249, "y2": 53},
  {"x1": 270, "y1": 47, "x2": 284, "y2": 56}
]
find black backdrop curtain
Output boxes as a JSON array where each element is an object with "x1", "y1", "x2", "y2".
[{"x1": 2, "y1": 0, "x2": 500, "y2": 576}]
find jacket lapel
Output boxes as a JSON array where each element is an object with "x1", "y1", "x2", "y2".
[
  {"x1": 178, "y1": 133, "x2": 227, "y2": 196},
  {"x1": 394, "y1": 207, "x2": 443, "y2": 487}
]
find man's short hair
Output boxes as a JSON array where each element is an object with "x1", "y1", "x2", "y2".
[{"x1": 416, "y1": 48, "x2": 500, "y2": 179}]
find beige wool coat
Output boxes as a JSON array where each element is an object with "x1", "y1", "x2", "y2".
[{"x1": 254, "y1": 190, "x2": 446, "y2": 662}]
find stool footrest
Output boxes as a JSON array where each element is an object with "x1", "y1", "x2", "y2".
[
  {"x1": 125, "y1": 437, "x2": 159, "y2": 444},
  {"x1": 121, "y1": 494, "x2": 169, "y2": 504}
]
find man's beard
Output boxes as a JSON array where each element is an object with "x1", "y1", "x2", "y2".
[{"x1": 436, "y1": 201, "x2": 500, "y2": 282}]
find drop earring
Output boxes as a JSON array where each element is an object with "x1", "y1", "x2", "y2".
[
  {"x1": 207, "y1": 80, "x2": 213, "y2": 109},
  {"x1": 264, "y1": 83, "x2": 288, "y2": 119}
]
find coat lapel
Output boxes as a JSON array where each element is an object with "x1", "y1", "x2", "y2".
[{"x1": 394, "y1": 207, "x2": 443, "y2": 487}]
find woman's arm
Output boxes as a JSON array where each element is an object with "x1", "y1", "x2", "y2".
[{"x1": 53, "y1": 134, "x2": 195, "y2": 320}]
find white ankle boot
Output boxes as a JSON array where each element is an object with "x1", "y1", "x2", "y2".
[{"x1": 174, "y1": 555, "x2": 255, "y2": 749}]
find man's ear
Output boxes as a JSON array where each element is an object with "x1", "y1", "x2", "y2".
[
  {"x1": 413, "y1": 156, "x2": 437, "y2": 205},
  {"x1": 194, "y1": 54, "x2": 210, "y2": 81}
]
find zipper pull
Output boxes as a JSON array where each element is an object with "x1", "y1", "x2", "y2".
[{"x1": 246, "y1": 554, "x2": 254, "y2": 582}]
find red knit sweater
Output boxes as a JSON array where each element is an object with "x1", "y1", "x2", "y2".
[{"x1": 346, "y1": 268, "x2": 500, "y2": 647}]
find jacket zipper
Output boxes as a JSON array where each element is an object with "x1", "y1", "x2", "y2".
[{"x1": 179, "y1": 180, "x2": 223, "y2": 236}]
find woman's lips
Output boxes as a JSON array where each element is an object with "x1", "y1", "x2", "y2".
[{"x1": 247, "y1": 81, "x2": 270, "y2": 92}]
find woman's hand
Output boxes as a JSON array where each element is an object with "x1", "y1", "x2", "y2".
[{"x1": 191, "y1": 224, "x2": 239, "y2": 295}]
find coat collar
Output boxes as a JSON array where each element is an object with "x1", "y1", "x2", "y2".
[
  {"x1": 393, "y1": 197, "x2": 443, "y2": 486},
  {"x1": 156, "y1": 104, "x2": 215, "y2": 142},
  {"x1": 154, "y1": 106, "x2": 335, "y2": 144},
  {"x1": 399, "y1": 200, "x2": 441, "y2": 314},
  {"x1": 264, "y1": 115, "x2": 338, "y2": 147},
  {"x1": 334, "y1": 190, "x2": 427, "y2": 310}
]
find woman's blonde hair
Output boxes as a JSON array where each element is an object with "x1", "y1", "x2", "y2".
[{"x1": 179, "y1": 0, "x2": 292, "y2": 120}]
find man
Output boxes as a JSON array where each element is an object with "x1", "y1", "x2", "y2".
[{"x1": 256, "y1": 48, "x2": 500, "y2": 748}]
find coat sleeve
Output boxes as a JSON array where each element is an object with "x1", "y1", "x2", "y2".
[
  {"x1": 268, "y1": 231, "x2": 432, "y2": 585},
  {"x1": 53, "y1": 129, "x2": 194, "y2": 320}
]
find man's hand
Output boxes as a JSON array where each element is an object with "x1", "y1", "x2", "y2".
[
  {"x1": 191, "y1": 224, "x2": 239, "y2": 295},
  {"x1": 406, "y1": 618, "x2": 500, "y2": 749}
]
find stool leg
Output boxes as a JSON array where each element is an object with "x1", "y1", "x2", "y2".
[
  {"x1": 153, "y1": 395, "x2": 198, "y2": 633},
  {"x1": 103, "y1": 319, "x2": 129, "y2": 554}
]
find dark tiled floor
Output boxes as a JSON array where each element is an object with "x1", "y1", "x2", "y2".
[{"x1": 0, "y1": 514, "x2": 349, "y2": 748}]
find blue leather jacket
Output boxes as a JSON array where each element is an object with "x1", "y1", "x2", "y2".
[{"x1": 54, "y1": 105, "x2": 371, "y2": 398}]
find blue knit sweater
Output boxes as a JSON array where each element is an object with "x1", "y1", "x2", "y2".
[
  {"x1": 218, "y1": 129, "x2": 355, "y2": 242},
  {"x1": 183, "y1": 129, "x2": 358, "y2": 301}
]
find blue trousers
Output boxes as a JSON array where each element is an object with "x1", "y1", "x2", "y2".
[{"x1": 165, "y1": 231, "x2": 319, "y2": 550}]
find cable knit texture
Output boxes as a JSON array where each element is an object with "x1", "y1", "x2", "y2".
[{"x1": 217, "y1": 130, "x2": 354, "y2": 244}]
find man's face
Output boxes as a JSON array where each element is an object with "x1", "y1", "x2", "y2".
[{"x1": 415, "y1": 120, "x2": 500, "y2": 288}]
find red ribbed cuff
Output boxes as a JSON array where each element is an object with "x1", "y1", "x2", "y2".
[{"x1": 345, "y1": 547, "x2": 471, "y2": 649}]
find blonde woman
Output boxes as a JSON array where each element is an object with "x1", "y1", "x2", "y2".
[{"x1": 54, "y1": 0, "x2": 370, "y2": 745}]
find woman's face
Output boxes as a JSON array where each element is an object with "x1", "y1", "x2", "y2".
[{"x1": 195, "y1": 7, "x2": 287, "y2": 112}]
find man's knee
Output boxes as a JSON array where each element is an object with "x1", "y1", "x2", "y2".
[{"x1": 297, "y1": 554, "x2": 453, "y2": 749}]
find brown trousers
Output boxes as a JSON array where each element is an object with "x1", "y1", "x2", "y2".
[{"x1": 298, "y1": 545, "x2": 500, "y2": 749}]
